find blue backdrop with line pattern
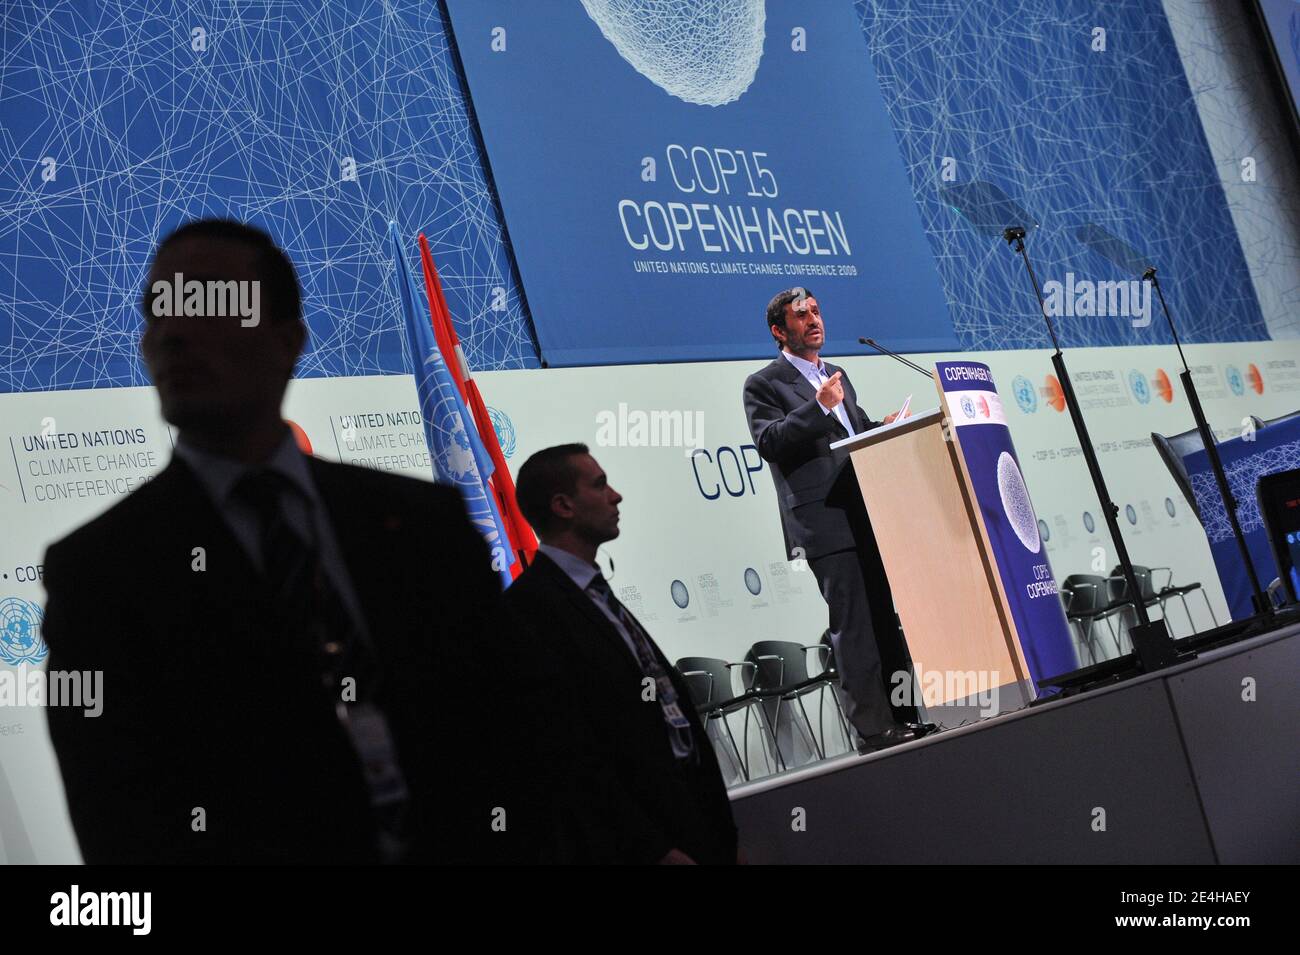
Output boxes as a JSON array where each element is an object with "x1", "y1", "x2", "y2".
[{"x1": 0, "y1": 0, "x2": 1269, "y2": 390}]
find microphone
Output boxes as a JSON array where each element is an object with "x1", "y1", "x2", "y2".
[{"x1": 859, "y1": 338, "x2": 931, "y2": 378}]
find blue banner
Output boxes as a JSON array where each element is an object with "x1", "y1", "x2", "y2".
[
  {"x1": 935, "y1": 360, "x2": 1078, "y2": 683},
  {"x1": 445, "y1": 0, "x2": 955, "y2": 366},
  {"x1": 1185, "y1": 417, "x2": 1300, "y2": 620}
]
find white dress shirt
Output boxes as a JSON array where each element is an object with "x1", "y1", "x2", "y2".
[{"x1": 781, "y1": 349, "x2": 856, "y2": 436}]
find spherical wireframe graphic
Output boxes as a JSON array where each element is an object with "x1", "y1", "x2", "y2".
[
  {"x1": 579, "y1": 0, "x2": 766, "y2": 107},
  {"x1": 1165, "y1": 497, "x2": 1176, "y2": 518},
  {"x1": 996, "y1": 451, "x2": 1040, "y2": 553},
  {"x1": 670, "y1": 579, "x2": 690, "y2": 608},
  {"x1": 744, "y1": 567, "x2": 761, "y2": 595}
]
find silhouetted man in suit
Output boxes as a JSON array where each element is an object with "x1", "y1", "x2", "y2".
[
  {"x1": 42, "y1": 219, "x2": 500, "y2": 863},
  {"x1": 497, "y1": 444, "x2": 737, "y2": 864},
  {"x1": 743, "y1": 287, "x2": 923, "y2": 751}
]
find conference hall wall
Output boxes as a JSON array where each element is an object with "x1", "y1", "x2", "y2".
[
  {"x1": 2, "y1": 1, "x2": 1297, "y2": 862},
  {"x1": 4, "y1": 341, "x2": 1298, "y2": 861}
]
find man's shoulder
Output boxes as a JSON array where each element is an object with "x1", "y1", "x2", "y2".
[
  {"x1": 744, "y1": 356, "x2": 789, "y2": 388},
  {"x1": 44, "y1": 460, "x2": 187, "y2": 561},
  {"x1": 503, "y1": 553, "x2": 562, "y2": 602}
]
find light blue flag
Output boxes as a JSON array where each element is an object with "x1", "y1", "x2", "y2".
[{"x1": 388, "y1": 222, "x2": 515, "y2": 586}]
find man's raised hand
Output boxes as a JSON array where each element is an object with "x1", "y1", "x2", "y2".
[{"x1": 816, "y1": 370, "x2": 844, "y2": 409}]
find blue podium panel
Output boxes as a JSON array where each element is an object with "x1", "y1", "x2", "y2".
[
  {"x1": 935, "y1": 360, "x2": 1078, "y2": 683},
  {"x1": 444, "y1": 0, "x2": 955, "y2": 366}
]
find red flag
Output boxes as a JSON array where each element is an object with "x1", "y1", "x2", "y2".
[
  {"x1": 417, "y1": 235, "x2": 538, "y2": 572},
  {"x1": 416, "y1": 239, "x2": 465, "y2": 399}
]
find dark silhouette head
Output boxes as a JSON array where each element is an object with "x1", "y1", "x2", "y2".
[{"x1": 140, "y1": 219, "x2": 306, "y2": 459}]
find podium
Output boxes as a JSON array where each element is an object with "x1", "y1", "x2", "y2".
[{"x1": 830, "y1": 360, "x2": 1078, "y2": 711}]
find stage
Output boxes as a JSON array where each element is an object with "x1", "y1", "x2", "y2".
[{"x1": 729, "y1": 622, "x2": 1300, "y2": 864}]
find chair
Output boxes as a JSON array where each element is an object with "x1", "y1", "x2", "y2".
[
  {"x1": 741, "y1": 640, "x2": 847, "y2": 763},
  {"x1": 1151, "y1": 416, "x2": 1264, "y2": 523},
  {"x1": 1262, "y1": 409, "x2": 1300, "y2": 429},
  {"x1": 1139, "y1": 567, "x2": 1219, "y2": 634},
  {"x1": 1060, "y1": 574, "x2": 1130, "y2": 663},
  {"x1": 1094, "y1": 563, "x2": 1218, "y2": 644},
  {"x1": 674, "y1": 656, "x2": 780, "y2": 781},
  {"x1": 1102, "y1": 565, "x2": 1165, "y2": 648}
]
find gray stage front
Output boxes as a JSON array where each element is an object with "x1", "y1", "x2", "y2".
[{"x1": 729, "y1": 625, "x2": 1299, "y2": 864}]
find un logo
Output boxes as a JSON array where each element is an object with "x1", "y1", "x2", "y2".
[
  {"x1": 0, "y1": 597, "x2": 47, "y2": 666},
  {"x1": 1225, "y1": 365, "x2": 1244, "y2": 396},
  {"x1": 1012, "y1": 375, "x2": 1037, "y2": 414},
  {"x1": 1128, "y1": 370, "x2": 1151, "y2": 405},
  {"x1": 960, "y1": 396, "x2": 976, "y2": 419},
  {"x1": 488, "y1": 406, "x2": 517, "y2": 458}
]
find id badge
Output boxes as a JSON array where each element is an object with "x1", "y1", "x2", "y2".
[
  {"x1": 338, "y1": 702, "x2": 409, "y2": 809},
  {"x1": 661, "y1": 698, "x2": 692, "y2": 729}
]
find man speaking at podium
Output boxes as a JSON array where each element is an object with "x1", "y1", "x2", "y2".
[{"x1": 742, "y1": 287, "x2": 923, "y2": 752}]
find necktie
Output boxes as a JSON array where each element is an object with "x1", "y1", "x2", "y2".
[
  {"x1": 230, "y1": 470, "x2": 378, "y2": 694},
  {"x1": 586, "y1": 574, "x2": 696, "y2": 761},
  {"x1": 232, "y1": 468, "x2": 406, "y2": 855}
]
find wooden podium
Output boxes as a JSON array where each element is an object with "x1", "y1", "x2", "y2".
[{"x1": 830, "y1": 406, "x2": 1033, "y2": 707}]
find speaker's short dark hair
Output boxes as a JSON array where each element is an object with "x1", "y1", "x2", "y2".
[
  {"x1": 515, "y1": 443, "x2": 590, "y2": 534},
  {"x1": 765, "y1": 286, "x2": 814, "y2": 350},
  {"x1": 144, "y1": 218, "x2": 302, "y2": 325}
]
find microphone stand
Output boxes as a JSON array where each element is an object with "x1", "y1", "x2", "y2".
[
  {"x1": 860, "y1": 337, "x2": 933, "y2": 378},
  {"x1": 1145, "y1": 268, "x2": 1271, "y2": 616},
  {"x1": 1004, "y1": 227, "x2": 1179, "y2": 673}
]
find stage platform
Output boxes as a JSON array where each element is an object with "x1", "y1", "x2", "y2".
[{"x1": 729, "y1": 622, "x2": 1300, "y2": 864}]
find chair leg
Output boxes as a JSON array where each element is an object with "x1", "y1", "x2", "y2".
[
  {"x1": 818, "y1": 681, "x2": 854, "y2": 753},
  {"x1": 1170, "y1": 593, "x2": 1192, "y2": 634},
  {"x1": 1103, "y1": 614, "x2": 1122, "y2": 655},
  {"x1": 817, "y1": 686, "x2": 827, "y2": 756},
  {"x1": 772, "y1": 693, "x2": 815, "y2": 766},
  {"x1": 741, "y1": 707, "x2": 764, "y2": 778},
  {"x1": 718, "y1": 712, "x2": 749, "y2": 782},
  {"x1": 793, "y1": 692, "x2": 825, "y2": 761},
  {"x1": 1156, "y1": 597, "x2": 1173, "y2": 638},
  {"x1": 757, "y1": 699, "x2": 787, "y2": 773},
  {"x1": 1072, "y1": 618, "x2": 1097, "y2": 665},
  {"x1": 1200, "y1": 590, "x2": 1218, "y2": 627},
  {"x1": 743, "y1": 704, "x2": 781, "y2": 777}
]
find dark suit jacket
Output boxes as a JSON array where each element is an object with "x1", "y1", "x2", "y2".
[
  {"x1": 493, "y1": 553, "x2": 737, "y2": 865},
  {"x1": 42, "y1": 454, "x2": 501, "y2": 864},
  {"x1": 743, "y1": 354, "x2": 881, "y2": 560}
]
